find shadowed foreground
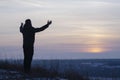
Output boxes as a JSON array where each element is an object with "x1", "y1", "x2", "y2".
[
  {"x1": 0, "y1": 59, "x2": 120, "y2": 80},
  {"x1": 0, "y1": 60, "x2": 87, "y2": 80},
  {"x1": 0, "y1": 69, "x2": 86, "y2": 80},
  {"x1": 0, "y1": 69, "x2": 64, "y2": 80}
]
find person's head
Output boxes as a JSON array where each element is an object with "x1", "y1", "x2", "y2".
[{"x1": 24, "y1": 19, "x2": 32, "y2": 28}]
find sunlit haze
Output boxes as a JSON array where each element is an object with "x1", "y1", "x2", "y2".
[{"x1": 0, "y1": 0, "x2": 120, "y2": 59}]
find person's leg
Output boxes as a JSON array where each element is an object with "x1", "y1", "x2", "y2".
[
  {"x1": 27, "y1": 46, "x2": 33, "y2": 72},
  {"x1": 23, "y1": 46, "x2": 33, "y2": 73},
  {"x1": 23, "y1": 47, "x2": 29, "y2": 73}
]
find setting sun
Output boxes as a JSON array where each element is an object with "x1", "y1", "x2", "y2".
[{"x1": 89, "y1": 48, "x2": 103, "y2": 53}]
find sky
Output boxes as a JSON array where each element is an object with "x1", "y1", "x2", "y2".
[{"x1": 0, "y1": 0, "x2": 120, "y2": 59}]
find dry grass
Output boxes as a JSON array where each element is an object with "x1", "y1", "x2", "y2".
[{"x1": 0, "y1": 60, "x2": 88, "y2": 80}]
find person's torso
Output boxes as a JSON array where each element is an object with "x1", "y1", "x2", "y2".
[{"x1": 22, "y1": 27, "x2": 35, "y2": 46}]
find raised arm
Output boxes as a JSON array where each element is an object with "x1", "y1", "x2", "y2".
[
  {"x1": 20, "y1": 23, "x2": 23, "y2": 33},
  {"x1": 34, "y1": 20, "x2": 52, "y2": 32}
]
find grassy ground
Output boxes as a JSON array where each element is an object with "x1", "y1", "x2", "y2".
[{"x1": 0, "y1": 60, "x2": 89, "y2": 80}]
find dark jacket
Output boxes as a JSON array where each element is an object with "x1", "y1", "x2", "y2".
[{"x1": 20, "y1": 24, "x2": 49, "y2": 47}]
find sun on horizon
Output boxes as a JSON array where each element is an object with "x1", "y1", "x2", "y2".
[{"x1": 88, "y1": 47, "x2": 103, "y2": 53}]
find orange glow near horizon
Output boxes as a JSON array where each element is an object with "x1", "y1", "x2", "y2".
[{"x1": 88, "y1": 47, "x2": 103, "y2": 53}]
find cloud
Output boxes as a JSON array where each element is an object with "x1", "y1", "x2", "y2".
[{"x1": 0, "y1": 0, "x2": 50, "y2": 13}]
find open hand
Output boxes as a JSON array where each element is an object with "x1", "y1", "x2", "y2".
[
  {"x1": 21, "y1": 23, "x2": 23, "y2": 26},
  {"x1": 47, "y1": 20, "x2": 52, "y2": 25}
]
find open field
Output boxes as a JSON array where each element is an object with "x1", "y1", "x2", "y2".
[{"x1": 0, "y1": 59, "x2": 120, "y2": 80}]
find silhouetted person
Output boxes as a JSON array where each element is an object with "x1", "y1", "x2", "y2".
[{"x1": 20, "y1": 19, "x2": 52, "y2": 73}]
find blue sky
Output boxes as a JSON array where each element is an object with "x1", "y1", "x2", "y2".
[{"x1": 0, "y1": 0, "x2": 120, "y2": 59}]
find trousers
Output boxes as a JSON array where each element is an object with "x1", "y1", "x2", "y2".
[{"x1": 23, "y1": 46, "x2": 33, "y2": 73}]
